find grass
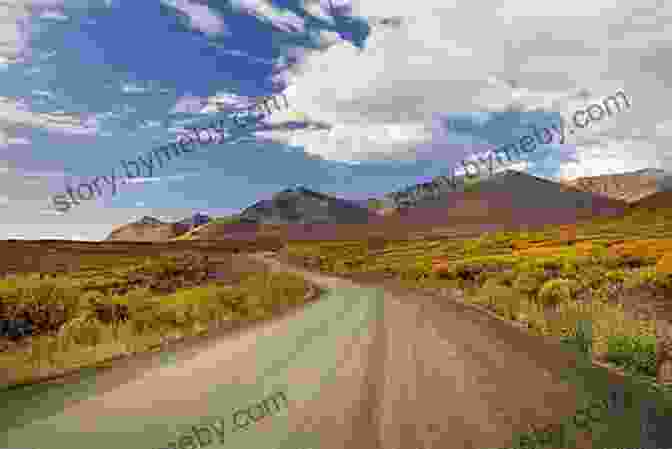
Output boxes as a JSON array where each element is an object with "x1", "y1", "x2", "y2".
[
  {"x1": 284, "y1": 207, "x2": 672, "y2": 377},
  {"x1": 282, "y1": 206, "x2": 672, "y2": 447},
  {"x1": 0, "y1": 254, "x2": 317, "y2": 387}
]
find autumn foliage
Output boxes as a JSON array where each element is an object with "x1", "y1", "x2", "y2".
[{"x1": 559, "y1": 224, "x2": 577, "y2": 245}]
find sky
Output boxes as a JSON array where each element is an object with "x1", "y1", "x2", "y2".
[{"x1": 0, "y1": 0, "x2": 669, "y2": 241}]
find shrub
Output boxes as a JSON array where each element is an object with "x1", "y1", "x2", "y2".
[
  {"x1": 400, "y1": 262, "x2": 431, "y2": 282},
  {"x1": 559, "y1": 224, "x2": 577, "y2": 245},
  {"x1": 537, "y1": 278, "x2": 578, "y2": 307},
  {"x1": 657, "y1": 253, "x2": 672, "y2": 276},
  {"x1": 511, "y1": 239, "x2": 531, "y2": 251},
  {"x1": 57, "y1": 315, "x2": 105, "y2": 347},
  {"x1": 0, "y1": 318, "x2": 34, "y2": 340},
  {"x1": 560, "y1": 319, "x2": 593, "y2": 355},
  {"x1": 0, "y1": 276, "x2": 84, "y2": 335},
  {"x1": 478, "y1": 279, "x2": 520, "y2": 320},
  {"x1": 512, "y1": 270, "x2": 546, "y2": 297},
  {"x1": 605, "y1": 334, "x2": 657, "y2": 377},
  {"x1": 604, "y1": 269, "x2": 627, "y2": 284},
  {"x1": 624, "y1": 267, "x2": 659, "y2": 290}
]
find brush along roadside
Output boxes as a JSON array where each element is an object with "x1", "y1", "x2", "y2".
[{"x1": 0, "y1": 255, "x2": 322, "y2": 389}]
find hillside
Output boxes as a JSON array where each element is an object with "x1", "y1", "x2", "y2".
[
  {"x1": 384, "y1": 170, "x2": 627, "y2": 215},
  {"x1": 175, "y1": 172, "x2": 627, "y2": 243},
  {"x1": 105, "y1": 214, "x2": 210, "y2": 242},
  {"x1": 237, "y1": 186, "x2": 374, "y2": 225},
  {"x1": 631, "y1": 190, "x2": 672, "y2": 209},
  {"x1": 562, "y1": 168, "x2": 670, "y2": 203}
]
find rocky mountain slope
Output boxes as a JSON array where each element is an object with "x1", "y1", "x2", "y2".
[
  {"x1": 632, "y1": 190, "x2": 672, "y2": 209},
  {"x1": 382, "y1": 169, "x2": 627, "y2": 213},
  {"x1": 105, "y1": 214, "x2": 210, "y2": 242},
  {"x1": 108, "y1": 172, "x2": 636, "y2": 243},
  {"x1": 106, "y1": 188, "x2": 374, "y2": 242},
  {"x1": 237, "y1": 186, "x2": 374, "y2": 225},
  {"x1": 562, "y1": 168, "x2": 670, "y2": 203}
]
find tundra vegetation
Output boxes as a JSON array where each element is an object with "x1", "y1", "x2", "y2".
[
  {"x1": 284, "y1": 208, "x2": 672, "y2": 378},
  {"x1": 284, "y1": 206, "x2": 672, "y2": 446},
  {"x1": 0, "y1": 251, "x2": 318, "y2": 388}
]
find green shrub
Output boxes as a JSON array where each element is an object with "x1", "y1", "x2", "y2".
[
  {"x1": 560, "y1": 319, "x2": 593, "y2": 355},
  {"x1": 0, "y1": 276, "x2": 85, "y2": 333},
  {"x1": 605, "y1": 334, "x2": 657, "y2": 377},
  {"x1": 537, "y1": 278, "x2": 578, "y2": 307}
]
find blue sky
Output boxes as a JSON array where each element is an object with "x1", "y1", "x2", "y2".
[{"x1": 0, "y1": 0, "x2": 668, "y2": 240}]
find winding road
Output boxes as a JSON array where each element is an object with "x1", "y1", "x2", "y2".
[{"x1": 1, "y1": 254, "x2": 631, "y2": 449}]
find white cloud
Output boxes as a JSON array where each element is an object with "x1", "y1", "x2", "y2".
[
  {"x1": 655, "y1": 120, "x2": 672, "y2": 137},
  {"x1": 0, "y1": 2, "x2": 30, "y2": 65},
  {"x1": 123, "y1": 173, "x2": 196, "y2": 185},
  {"x1": 559, "y1": 137, "x2": 663, "y2": 180},
  {"x1": 40, "y1": 9, "x2": 69, "y2": 21},
  {"x1": 0, "y1": 129, "x2": 8, "y2": 148},
  {"x1": 7, "y1": 136, "x2": 31, "y2": 145},
  {"x1": 254, "y1": 0, "x2": 668, "y2": 181},
  {"x1": 0, "y1": 97, "x2": 100, "y2": 135},
  {"x1": 122, "y1": 83, "x2": 151, "y2": 94},
  {"x1": 161, "y1": 0, "x2": 230, "y2": 36},
  {"x1": 39, "y1": 209, "x2": 65, "y2": 216}
]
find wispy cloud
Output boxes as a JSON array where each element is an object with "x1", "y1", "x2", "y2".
[
  {"x1": 161, "y1": 0, "x2": 230, "y2": 36},
  {"x1": 39, "y1": 9, "x2": 69, "y2": 21}
]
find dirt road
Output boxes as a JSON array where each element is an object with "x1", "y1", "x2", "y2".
[{"x1": 1, "y1": 254, "x2": 602, "y2": 449}]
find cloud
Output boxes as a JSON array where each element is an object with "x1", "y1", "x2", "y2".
[
  {"x1": 0, "y1": 97, "x2": 100, "y2": 135},
  {"x1": 121, "y1": 83, "x2": 151, "y2": 94},
  {"x1": 161, "y1": 0, "x2": 230, "y2": 36},
  {"x1": 258, "y1": 0, "x2": 667, "y2": 181},
  {"x1": 39, "y1": 9, "x2": 69, "y2": 21},
  {"x1": 0, "y1": 2, "x2": 30, "y2": 65},
  {"x1": 122, "y1": 173, "x2": 198, "y2": 185},
  {"x1": 171, "y1": 93, "x2": 206, "y2": 114}
]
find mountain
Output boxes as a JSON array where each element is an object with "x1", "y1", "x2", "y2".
[
  {"x1": 561, "y1": 168, "x2": 670, "y2": 203},
  {"x1": 137, "y1": 216, "x2": 164, "y2": 225},
  {"x1": 108, "y1": 188, "x2": 375, "y2": 242},
  {"x1": 382, "y1": 169, "x2": 627, "y2": 213},
  {"x1": 106, "y1": 216, "x2": 191, "y2": 242},
  {"x1": 382, "y1": 172, "x2": 469, "y2": 208},
  {"x1": 631, "y1": 190, "x2": 672, "y2": 209},
  {"x1": 237, "y1": 186, "x2": 374, "y2": 225},
  {"x1": 176, "y1": 213, "x2": 211, "y2": 228}
]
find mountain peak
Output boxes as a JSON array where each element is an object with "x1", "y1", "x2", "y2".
[{"x1": 137, "y1": 216, "x2": 163, "y2": 225}]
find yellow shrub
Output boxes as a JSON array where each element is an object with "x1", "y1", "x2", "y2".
[
  {"x1": 559, "y1": 224, "x2": 577, "y2": 245},
  {"x1": 537, "y1": 278, "x2": 578, "y2": 307},
  {"x1": 511, "y1": 239, "x2": 531, "y2": 251},
  {"x1": 512, "y1": 270, "x2": 546, "y2": 297},
  {"x1": 657, "y1": 253, "x2": 672, "y2": 276},
  {"x1": 477, "y1": 279, "x2": 521, "y2": 320},
  {"x1": 608, "y1": 239, "x2": 672, "y2": 260}
]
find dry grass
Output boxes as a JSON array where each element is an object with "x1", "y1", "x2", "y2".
[
  {"x1": 284, "y1": 207, "x2": 672, "y2": 378},
  {"x1": 0, "y1": 251, "x2": 317, "y2": 388}
]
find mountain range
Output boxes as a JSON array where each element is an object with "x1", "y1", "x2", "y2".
[{"x1": 105, "y1": 169, "x2": 670, "y2": 242}]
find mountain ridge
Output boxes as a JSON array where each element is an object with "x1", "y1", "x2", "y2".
[{"x1": 106, "y1": 168, "x2": 668, "y2": 242}]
